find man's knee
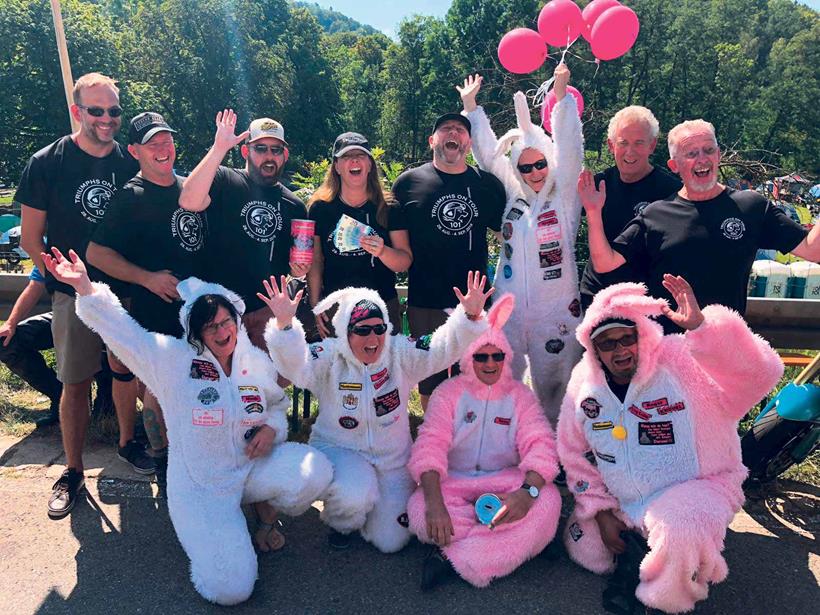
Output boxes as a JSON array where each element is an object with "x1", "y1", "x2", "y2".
[{"x1": 62, "y1": 380, "x2": 93, "y2": 403}]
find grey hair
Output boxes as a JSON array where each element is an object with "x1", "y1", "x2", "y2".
[
  {"x1": 667, "y1": 119, "x2": 717, "y2": 158},
  {"x1": 607, "y1": 106, "x2": 660, "y2": 141}
]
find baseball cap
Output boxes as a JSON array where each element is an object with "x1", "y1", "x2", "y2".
[
  {"x1": 590, "y1": 318, "x2": 637, "y2": 340},
  {"x1": 333, "y1": 132, "x2": 372, "y2": 158},
  {"x1": 432, "y1": 113, "x2": 471, "y2": 135},
  {"x1": 248, "y1": 118, "x2": 288, "y2": 145},
  {"x1": 129, "y1": 112, "x2": 176, "y2": 145}
]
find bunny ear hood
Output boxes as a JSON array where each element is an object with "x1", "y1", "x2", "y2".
[
  {"x1": 458, "y1": 293, "x2": 515, "y2": 382},
  {"x1": 177, "y1": 277, "x2": 246, "y2": 335}
]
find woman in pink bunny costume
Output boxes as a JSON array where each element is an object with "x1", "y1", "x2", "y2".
[
  {"x1": 557, "y1": 276, "x2": 783, "y2": 613},
  {"x1": 406, "y1": 294, "x2": 561, "y2": 590}
]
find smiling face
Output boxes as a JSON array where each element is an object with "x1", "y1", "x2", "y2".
[
  {"x1": 608, "y1": 120, "x2": 657, "y2": 183},
  {"x1": 129, "y1": 131, "x2": 176, "y2": 184},
  {"x1": 668, "y1": 129, "x2": 721, "y2": 198},
  {"x1": 334, "y1": 151, "x2": 372, "y2": 190},
  {"x1": 517, "y1": 148, "x2": 550, "y2": 193},
  {"x1": 201, "y1": 306, "x2": 238, "y2": 363},
  {"x1": 73, "y1": 83, "x2": 122, "y2": 146},
  {"x1": 472, "y1": 343, "x2": 505, "y2": 386},
  {"x1": 593, "y1": 327, "x2": 639, "y2": 384},
  {"x1": 242, "y1": 137, "x2": 288, "y2": 186},
  {"x1": 430, "y1": 120, "x2": 471, "y2": 169},
  {"x1": 347, "y1": 316, "x2": 386, "y2": 365}
]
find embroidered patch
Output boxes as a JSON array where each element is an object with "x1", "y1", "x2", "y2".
[
  {"x1": 374, "y1": 389, "x2": 401, "y2": 417},
  {"x1": 595, "y1": 450, "x2": 616, "y2": 464},
  {"x1": 545, "y1": 338, "x2": 565, "y2": 354},
  {"x1": 642, "y1": 397, "x2": 669, "y2": 410},
  {"x1": 239, "y1": 385, "x2": 259, "y2": 392},
  {"x1": 628, "y1": 404, "x2": 652, "y2": 420},
  {"x1": 415, "y1": 334, "x2": 432, "y2": 351},
  {"x1": 584, "y1": 450, "x2": 598, "y2": 466},
  {"x1": 569, "y1": 522, "x2": 584, "y2": 542},
  {"x1": 568, "y1": 299, "x2": 581, "y2": 318},
  {"x1": 190, "y1": 359, "x2": 219, "y2": 381},
  {"x1": 503, "y1": 264, "x2": 513, "y2": 279},
  {"x1": 504, "y1": 243, "x2": 513, "y2": 259},
  {"x1": 581, "y1": 397, "x2": 601, "y2": 419},
  {"x1": 536, "y1": 224, "x2": 562, "y2": 244},
  {"x1": 240, "y1": 417, "x2": 263, "y2": 427},
  {"x1": 342, "y1": 393, "x2": 359, "y2": 411},
  {"x1": 245, "y1": 402, "x2": 263, "y2": 414},
  {"x1": 657, "y1": 401, "x2": 686, "y2": 415},
  {"x1": 197, "y1": 387, "x2": 219, "y2": 405},
  {"x1": 537, "y1": 210, "x2": 558, "y2": 224},
  {"x1": 339, "y1": 416, "x2": 359, "y2": 429},
  {"x1": 502, "y1": 222, "x2": 513, "y2": 240},
  {"x1": 592, "y1": 421, "x2": 614, "y2": 431},
  {"x1": 539, "y1": 241, "x2": 559, "y2": 250},
  {"x1": 339, "y1": 382, "x2": 363, "y2": 391},
  {"x1": 309, "y1": 344, "x2": 324, "y2": 360},
  {"x1": 574, "y1": 480, "x2": 589, "y2": 493},
  {"x1": 464, "y1": 410, "x2": 476, "y2": 423},
  {"x1": 494, "y1": 416, "x2": 512, "y2": 426},
  {"x1": 558, "y1": 323, "x2": 569, "y2": 336},
  {"x1": 505, "y1": 207, "x2": 524, "y2": 221},
  {"x1": 539, "y1": 248, "x2": 563, "y2": 268},
  {"x1": 543, "y1": 268, "x2": 562, "y2": 280},
  {"x1": 397, "y1": 512, "x2": 409, "y2": 528},
  {"x1": 638, "y1": 421, "x2": 675, "y2": 445},
  {"x1": 192, "y1": 408, "x2": 224, "y2": 426},
  {"x1": 241, "y1": 394, "x2": 261, "y2": 404},
  {"x1": 370, "y1": 367, "x2": 389, "y2": 390}
]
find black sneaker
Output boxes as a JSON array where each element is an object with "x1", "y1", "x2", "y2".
[
  {"x1": 153, "y1": 454, "x2": 168, "y2": 498},
  {"x1": 117, "y1": 440, "x2": 156, "y2": 475},
  {"x1": 421, "y1": 546, "x2": 455, "y2": 591},
  {"x1": 48, "y1": 468, "x2": 85, "y2": 519},
  {"x1": 328, "y1": 530, "x2": 352, "y2": 550},
  {"x1": 602, "y1": 531, "x2": 650, "y2": 615}
]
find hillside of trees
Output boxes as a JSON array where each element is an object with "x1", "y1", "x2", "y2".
[
  {"x1": 295, "y1": 1, "x2": 378, "y2": 35},
  {"x1": 0, "y1": 0, "x2": 817, "y2": 183}
]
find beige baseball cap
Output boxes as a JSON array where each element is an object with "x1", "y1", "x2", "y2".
[{"x1": 247, "y1": 118, "x2": 288, "y2": 145}]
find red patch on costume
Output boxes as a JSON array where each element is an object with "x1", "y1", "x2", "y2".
[
  {"x1": 657, "y1": 401, "x2": 686, "y2": 415},
  {"x1": 642, "y1": 397, "x2": 669, "y2": 410},
  {"x1": 192, "y1": 408, "x2": 224, "y2": 426},
  {"x1": 370, "y1": 367, "x2": 389, "y2": 390},
  {"x1": 628, "y1": 404, "x2": 652, "y2": 420},
  {"x1": 494, "y1": 416, "x2": 512, "y2": 426}
]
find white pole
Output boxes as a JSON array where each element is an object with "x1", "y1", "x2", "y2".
[{"x1": 49, "y1": 0, "x2": 79, "y2": 133}]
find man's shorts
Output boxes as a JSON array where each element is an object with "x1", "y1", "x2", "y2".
[
  {"x1": 407, "y1": 304, "x2": 460, "y2": 397},
  {"x1": 51, "y1": 290, "x2": 103, "y2": 384}
]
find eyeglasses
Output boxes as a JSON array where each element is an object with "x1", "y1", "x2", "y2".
[
  {"x1": 517, "y1": 159, "x2": 548, "y2": 174},
  {"x1": 251, "y1": 144, "x2": 285, "y2": 155},
  {"x1": 349, "y1": 323, "x2": 388, "y2": 336},
  {"x1": 473, "y1": 352, "x2": 506, "y2": 363},
  {"x1": 593, "y1": 333, "x2": 638, "y2": 352},
  {"x1": 78, "y1": 105, "x2": 123, "y2": 118},
  {"x1": 202, "y1": 316, "x2": 235, "y2": 335}
]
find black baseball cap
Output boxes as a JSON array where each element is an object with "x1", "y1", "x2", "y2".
[
  {"x1": 129, "y1": 112, "x2": 177, "y2": 145},
  {"x1": 432, "y1": 113, "x2": 471, "y2": 135},
  {"x1": 333, "y1": 132, "x2": 372, "y2": 158}
]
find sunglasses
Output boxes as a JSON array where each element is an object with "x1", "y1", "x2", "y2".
[
  {"x1": 473, "y1": 352, "x2": 506, "y2": 363},
  {"x1": 593, "y1": 333, "x2": 638, "y2": 352},
  {"x1": 78, "y1": 104, "x2": 122, "y2": 118},
  {"x1": 517, "y1": 159, "x2": 548, "y2": 174},
  {"x1": 251, "y1": 144, "x2": 285, "y2": 155},
  {"x1": 349, "y1": 323, "x2": 388, "y2": 336}
]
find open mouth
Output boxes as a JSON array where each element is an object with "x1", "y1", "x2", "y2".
[
  {"x1": 214, "y1": 334, "x2": 232, "y2": 348},
  {"x1": 155, "y1": 155, "x2": 170, "y2": 163},
  {"x1": 612, "y1": 355, "x2": 633, "y2": 369},
  {"x1": 444, "y1": 139, "x2": 459, "y2": 151},
  {"x1": 481, "y1": 367, "x2": 498, "y2": 375},
  {"x1": 363, "y1": 344, "x2": 379, "y2": 357},
  {"x1": 349, "y1": 167, "x2": 363, "y2": 176},
  {"x1": 693, "y1": 167, "x2": 711, "y2": 179},
  {"x1": 261, "y1": 162, "x2": 277, "y2": 173}
]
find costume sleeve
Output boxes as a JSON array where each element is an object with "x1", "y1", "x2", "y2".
[
  {"x1": 514, "y1": 386, "x2": 559, "y2": 481},
  {"x1": 407, "y1": 380, "x2": 460, "y2": 482},
  {"x1": 550, "y1": 95, "x2": 584, "y2": 198},
  {"x1": 263, "y1": 317, "x2": 325, "y2": 391},
  {"x1": 397, "y1": 304, "x2": 488, "y2": 383},
  {"x1": 557, "y1": 382, "x2": 620, "y2": 521},
  {"x1": 464, "y1": 106, "x2": 518, "y2": 190},
  {"x1": 264, "y1": 386, "x2": 290, "y2": 444},
  {"x1": 75, "y1": 283, "x2": 179, "y2": 396},
  {"x1": 683, "y1": 304, "x2": 783, "y2": 421}
]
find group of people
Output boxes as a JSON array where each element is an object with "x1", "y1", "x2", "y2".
[{"x1": 2, "y1": 62, "x2": 818, "y2": 613}]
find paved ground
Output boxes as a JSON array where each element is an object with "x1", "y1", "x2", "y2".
[{"x1": 1, "y1": 427, "x2": 818, "y2": 615}]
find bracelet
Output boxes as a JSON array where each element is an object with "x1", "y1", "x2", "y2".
[{"x1": 466, "y1": 312, "x2": 481, "y2": 321}]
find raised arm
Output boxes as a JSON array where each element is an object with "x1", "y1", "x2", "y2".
[
  {"x1": 550, "y1": 64, "x2": 585, "y2": 201},
  {"x1": 578, "y1": 169, "x2": 626, "y2": 273}
]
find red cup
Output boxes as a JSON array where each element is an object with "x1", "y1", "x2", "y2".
[{"x1": 290, "y1": 219, "x2": 315, "y2": 265}]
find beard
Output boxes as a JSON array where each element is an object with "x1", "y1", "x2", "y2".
[
  {"x1": 433, "y1": 142, "x2": 467, "y2": 165},
  {"x1": 247, "y1": 159, "x2": 282, "y2": 186}
]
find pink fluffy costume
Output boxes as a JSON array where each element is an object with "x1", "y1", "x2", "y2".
[
  {"x1": 556, "y1": 283, "x2": 783, "y2": 613},
  {"x1": 407, "y1": 295, "x2": 561, "y2": 587}
]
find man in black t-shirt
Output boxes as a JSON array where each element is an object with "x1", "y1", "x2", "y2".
[
  {"x1": 17, "y1": 72, "x2": 146, "y2": 518},
  {"x1": 179, "y1": 110, "x2": 308, "y2": 349},
  {"x1": 580, "y1": 118, "x2": 818, "y2": 332},
  {"x1": 390, "y1": 113, "x2": 506, "y2": 408},
  {"x1": 580, "y1": 106, "x2": 681, "y2": 310}
]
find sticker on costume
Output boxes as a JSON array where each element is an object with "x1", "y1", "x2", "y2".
[
  {"x1": 370, "y1": 367, "x2": 390, "y2": 390},
  {"x1": 536, "y1": 225, "x2": 562, "y2": 244},
  {"x1": 464, "y1": 410, "x2": 477, "y2": 423},
  {"x1": 638, "y1": 421, "x2": 675, "y2": 445},
  {"x1": 543, "y1": 269, "x2": 562, "y2": 280},
  {"x1": 574, "y1": 480, "x2": 589, "y2": 493},
  {"x1": 545, "y1": 338, "x2": 565, "y2": 354},
  {"x1": 504, "y1": 243, "x2": 513, "y2": 259},
  {"x1": 537, "y1": 210, "x2": 558, "y2": 224},
  {"x1": 581, "y1": 397, "x2": 601, "y2": 418},
  {"x1": 339, "y1": 416, "x2": 359, "y2": 429},
  {"x1": 657, "y1": 401, "x2": 686, "y2": 415},
  {"x1": 539, "y1": 248, "x2": 563, "y2": 268},
  {"x1": 190, "y1": 359, "x2": 219, "y2": 381},
  {"x1": 374, "y1": 389, "x2": 401, "y2": 417},
  {"x1": 505, "y1": 207, "x2": 524, "y2": 221},
  {"x1": 240, "y1": 417, "x2": 263, "y2": 427},
  {"x1": 721, "y1": 217, "x2": 745, "y2": 240},
  {"x1": 239, "y1": 385, "x2": 259, "y2": 392},
  {"x1": 568, "y1": 299, "x2": 581, "y2": 318},
  {"x1": 197, "y1": 387, "x2": 219, "y2": 405},
  {"x1": 595, "y1": 450, "x2": 616, "y2": 464},
  {"x1": 539, "y1": 241, "x2": 559, "y2": 251},
  {"x1": 642, "y1": 397, "x2": 669, "y2": 410},
  {"x1": 569, "y1": 522, "x2": 584, "y2": 542},
  {"x1": 339, "y1": 382, "x2": 363, "y2": 391},
  {"x1": 558, "y1": 323, "x2": 569, "y2": 336},
  {"x1": 245, "y1": 402, "x2": 263, "y2": 414},
  {"x1": 502, "y1": 222, "x2": 513, "y2": 240},
  {"x1": 584, "y1": 450, "x2": 598, "y2": 466},
  {"x1": 309, "y1": 344, "x2": 324, "y2": 360},
  {"x1": 192, "y1": 408, "x2": 224, "y2": 426},
  {"x1": 415, "y1": 334, "x2": 432, "y2": 351},
  {"x1": 397, "y1": 512, "x2": 409, "y2": 528},
  {"x1": 241, "y1": 394, "x2": 261, "y2": 404},
  {"x1": 629, "y1": 405, "x2": 652, "y2": 420},
  {"x1": 592, "y1": 421, "x2": 614, "y2": 431},
  {"x1": 493, "y1": 416, "x2": 512, "y2": 426},
  {"x1": 503, "y1": 264, "x2": 513, "y2": 279},
  {"x1": 342, "y1": 393, "x2": 359, "y2": 411}
]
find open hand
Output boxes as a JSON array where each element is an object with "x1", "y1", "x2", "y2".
[
  {"x1": 41, "y1": 248, "x2": 93, "y2": 296},
  {"x1": 257, "y1": 275, "x2": 303, "y2": 329},
  {"x1": 213, "y1": 109, "x2": 249, "y2": 154},
  {"x1": 577, "y1": 169, "x2": 606, "y2": 214},
  {"x1": 661, "y1": 274, "x2": 704, "y2": 330},
  {"x1": 453, "y1": 270, "x2": 494, "y2": 319},
  {"x1": 456, "y1": 74, "x2": 483, "y2": 113}
]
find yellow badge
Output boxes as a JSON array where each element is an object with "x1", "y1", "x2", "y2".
[{"x1": 612, "y1": 425, "x2": 627, "y2": 440}]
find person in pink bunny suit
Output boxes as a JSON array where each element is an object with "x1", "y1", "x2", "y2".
[
  {"x1": 557, "y1": 275, "x2": 783, "y2": 614},
  {"x1": 406, "y1": 294, "x2": 561, "y2": 590}
]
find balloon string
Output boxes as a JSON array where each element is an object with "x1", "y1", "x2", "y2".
[{"x1": 533, "y1": 29, "x2": 576, "y2": 107}]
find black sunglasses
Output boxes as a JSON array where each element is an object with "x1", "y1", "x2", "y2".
[
  {"x1": 349, "y1": 323, "x2": 388, "y2": 336},
  {"x1": 517, "y1": 159, "x2": 548, "y2": 174},
  {"x1": 251, "y1": 144, "x2": 285, "y2": 155},
  {"x1": 473, "y1": 352, "x2": 506, "y2": 363},
  {"x1": 78, "y1": 104, "x2": 122, "y2": 118},
  {"x1": 593, "y1": 333, "x2": 638, "y2": 352}
]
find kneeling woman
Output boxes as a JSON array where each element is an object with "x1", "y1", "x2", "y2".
[
  {"x1": 260, "y1": 272, "x2": 493, "y2": 553},
  {"x1": 406, "y1": 294, "x2": 561, "y2": 589},
  {"x1": 43, "y1": 249, "x2": 332, "y2": 606}
]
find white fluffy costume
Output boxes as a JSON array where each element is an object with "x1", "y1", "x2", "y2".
[
  {"x1": 406, "y1": 295, "x2": 561, "y2": 587},
  {"x1": 465, "y1": 93, "x2": 585, "y2": 423},
  {"x1": 75, "y1": 278, "x2": 333, "y2": 606},
  {"x1": 264, "y1": 287, "x2": 488, "y2": 553},
  {"x1": 556, "y1": 283, "x2": 783, "y2": 613}
]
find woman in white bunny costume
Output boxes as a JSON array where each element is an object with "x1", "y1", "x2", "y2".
[
  {"x1": 42, "y1": 248, "x2": 333, "y2": 606},
  {"x1": 261, "y1": 272, "x2": 493, "y2": 553},
  {"x1": 458, "y1": 63, "x2": 585, "y2": 422}
]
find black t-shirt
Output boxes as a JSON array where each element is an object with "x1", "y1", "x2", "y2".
[
  {"x1": 14, "y1": 135, "x2": 139, "y2": 295},
  {"x1": 309, "y1": 197, "x2": 397, "y2": 301},
  {"x1": 202, "y1": 167, "x2": 307, "y2": 312},
  {"x1": 92, "y1": 175, "x2": 208, "y2": 336},
  {"x1": 581, "y1": 165, "x2": 681, "y2": 299},
  {"x1": 612, "y1": 188, "x2": 808, "y2": 320},
  {"x1": 390, "y1": 163, "x2": 505, "y2": 309}
]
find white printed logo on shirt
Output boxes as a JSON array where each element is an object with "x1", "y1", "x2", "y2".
[
  {"x1": 171, "y1": 209, "x2": 205, "y2": 251},
  {"x1": 721, "y1": 217, "x2": 745, "y2": 240},
  {"x1": 432, "y1": 193, "x2": 478, "y2": 236},
  {"x1": 241, "y1": 200, "x2": 282, "y2": 242},
  {"x1": 75, "y1": 179, "x2": 115, "y2": 223}
]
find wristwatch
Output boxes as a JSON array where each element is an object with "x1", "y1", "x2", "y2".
[{"x1": 521, "y1": 483, "x2": 539, "y2": 498}]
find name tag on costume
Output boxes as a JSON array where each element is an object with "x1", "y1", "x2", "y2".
[{"x1": 193, "y1": 408, "x2": 224, "y2": 426}]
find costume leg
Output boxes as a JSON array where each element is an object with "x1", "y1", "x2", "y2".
[
  {"x1": 527, "y1": 317, "x2": 583, "y2": 425},
  {"x1": 314, "y1": 445, "x2": 379, "y2": 534},
  {"x1": 242, "y1": 442, "x2": 333, "y2": 516},
  {"x1": 360, "y1": 465, "x2": 415, "y2": 553},
  {"x1": 636, "y1": 479, "x2": 739, "y2": 614},
  {"x1": 563, "y1": 510, "x2": 617, "y2": 575}
]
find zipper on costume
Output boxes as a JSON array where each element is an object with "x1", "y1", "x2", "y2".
[{"x1": 474, "y1": 389, "x2": 492, "y2": 471}]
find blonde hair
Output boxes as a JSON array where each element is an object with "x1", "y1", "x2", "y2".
[
  {"x1": 73, "y1": 72, "x2": 119, "y2": 105},
  {"x1": 607, "y1": 106, "x2": 659, "y2": 141},
  {"x1": 667, "y1": 119, "x2": 716, "y2": 158},
  {"x1": 308, "y1": 156, "x2": 392, "y2": 228}
]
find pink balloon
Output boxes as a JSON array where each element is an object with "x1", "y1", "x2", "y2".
[
  {"x1": 590, "y1": 5, "x2": 640, "y2": 61},
  {"x1": 537, "y1": 0, "x2": 584, "y2": 47},
  {"x1": 498, "y1": 28, "x2": 548, "y2": 74},
  {"x1": 581, "y1": 0, "x2": 621, "y2": 43},
  {"x1": 541, "y1": 86, "x2": 584, "y2": 134}
]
